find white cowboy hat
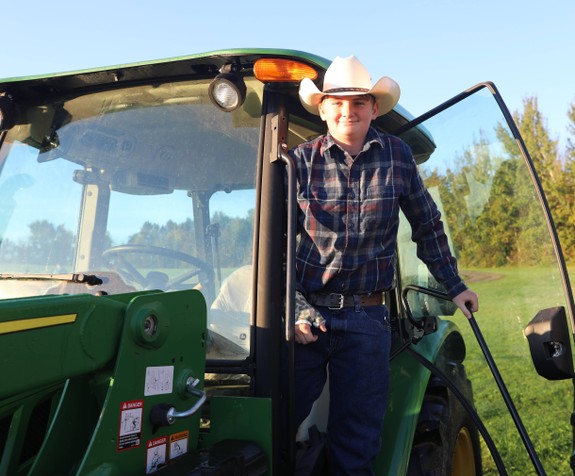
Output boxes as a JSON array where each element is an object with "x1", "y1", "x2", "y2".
[{"x1": 299, "y1": 56, "x2": 400, "y2": 117}]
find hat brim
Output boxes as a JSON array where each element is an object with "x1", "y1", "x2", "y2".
[{"x1": 299, "y1": 76, "x2": 400, "y2": 117}]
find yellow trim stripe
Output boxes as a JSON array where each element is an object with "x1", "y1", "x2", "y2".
[{"x1": 0, "y1": 314, "x2": 78, "y2": 335}]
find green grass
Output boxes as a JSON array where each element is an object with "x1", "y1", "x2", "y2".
[{"x1": 447, "y1": 265, "x2": 575, "y2": 475}]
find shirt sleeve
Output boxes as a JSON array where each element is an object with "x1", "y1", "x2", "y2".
[{"x1": 400, "y1": 151, "x2": 467, "y2": 299}]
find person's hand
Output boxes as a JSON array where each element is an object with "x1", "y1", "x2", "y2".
[
  {"x1": 452, "y1": 289, "x2": 479, "y2": 319},
  {"x1": 294, "y1": 290, "x2": 327, "y2": 344},
  {"x1": 295, "y1": 321, "x2": 328, "y2": 344}
]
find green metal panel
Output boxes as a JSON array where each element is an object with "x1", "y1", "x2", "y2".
[
  {"x1": 76, "y1": 289, "x2": 207, "y2": 475},
  {"x1": 0, "y1": 293, "x2": 126, "y2": 399},
  {"x1": 0, "y1": 387, "x2": 60, "y2": 476},
  {"x1": 201, "y1": 396, "x2": 272, "y2": 470},
  {"x1": 0, "y1": 289, "x2": 207, "y2": 475},
  {"x1": 26, "y1": 378, "x2": 101, "y2": 475}
]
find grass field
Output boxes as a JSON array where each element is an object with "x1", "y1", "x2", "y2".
[{"x1": 447, "y1": 265, "x2": 575, "y2": 475}]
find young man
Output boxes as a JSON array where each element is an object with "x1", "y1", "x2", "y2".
[{"x1": 289, "y1": 56, "x2": 478, "y2": 475}]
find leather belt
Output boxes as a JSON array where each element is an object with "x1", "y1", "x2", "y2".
[{"x1": 308, "y1": 292, "x2": 385, "y2": 310}]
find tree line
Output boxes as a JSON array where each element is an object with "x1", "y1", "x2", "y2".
[
  {"x1": 430, "y1": 97, "x2": 575, "y2": 268},
  {"x1": 0, "y1": 212, "x2": 254, "y2": 272}
]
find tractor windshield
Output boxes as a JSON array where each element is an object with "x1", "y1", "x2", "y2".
[{"x1": 0, "y1": 78, "x2": 263, "y2": 358}]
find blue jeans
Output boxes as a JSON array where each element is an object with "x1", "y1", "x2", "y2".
[{"x1": 295, "y1": 304, "x2": 391, "y2": 475}]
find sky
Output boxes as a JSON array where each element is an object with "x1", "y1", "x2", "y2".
[{"x1": 2, "y1": 0, "x2": 574, "y2": 148}]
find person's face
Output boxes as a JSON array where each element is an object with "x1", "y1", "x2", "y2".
[{"x1": 318, "y1": 94, "x2": 378, "y2": 145}]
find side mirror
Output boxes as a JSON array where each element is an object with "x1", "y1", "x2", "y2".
[{"x1": 524, "y1": 307, "x2": 574, "y2": 380}]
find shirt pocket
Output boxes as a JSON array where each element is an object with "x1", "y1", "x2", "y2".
[{"x1": 360, "y1": 184, "x2": 395, "y2": 234}]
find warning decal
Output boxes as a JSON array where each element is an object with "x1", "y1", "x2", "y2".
[
  {"x1": 144, "y1": 366, "x2": 174, "y2": 396},
  {"x1": 146, "y1": 436, "x2": 168, "y2": 474},
  {"x1": 169, "y1": 430, "x2": 189, "y2": 460},
  {"x1": 117, "y1": 400, "x2": 143, "y2": 451}
]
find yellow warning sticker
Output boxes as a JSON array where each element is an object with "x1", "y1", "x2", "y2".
[{"x1": 169, "y1": 430, "x2": 189, "y2": 460}]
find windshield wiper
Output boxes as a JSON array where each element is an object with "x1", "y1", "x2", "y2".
[{"x1": 0, "y1": 273, "x2": 103, "y2": 285}]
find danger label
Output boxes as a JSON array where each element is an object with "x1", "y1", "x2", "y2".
[
  {"x1": 146, "y1": 436, "x2": 168, "y2": 474},
  {"x1": 169, "y1": 431, "x2": 189, "y2": 460},
  {"x1": 117, "y1": 400, "x2": 143, "y2": 451}
]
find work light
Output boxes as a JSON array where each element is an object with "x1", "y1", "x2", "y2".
[{"x1": 208, "y1": 72, "x2": 246, "y2": 112}]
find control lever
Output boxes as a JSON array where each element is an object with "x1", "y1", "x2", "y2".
[{"x1": 150, "y1": 377, "x2": 206, "y2": 428}]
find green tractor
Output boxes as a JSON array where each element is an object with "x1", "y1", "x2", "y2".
[{"x1": 0, "y1": 49, "x2": 573, "y2": 475}]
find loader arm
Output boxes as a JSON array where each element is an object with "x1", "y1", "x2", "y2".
[{"x1": 0, "y1": 289, "x2": 212, "y2": 475}]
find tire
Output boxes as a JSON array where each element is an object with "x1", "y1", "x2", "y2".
[{"x1": 407, "y1": 374, "x2": 482, "y2": 476}]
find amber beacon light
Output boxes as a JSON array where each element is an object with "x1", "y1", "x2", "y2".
[{"x1": 254, "y1": 58, "x2": 318, "y2": 83}]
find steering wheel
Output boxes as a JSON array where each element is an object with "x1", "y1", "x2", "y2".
[{"x1": 102, "y1": 244, "x2": 215, "y2": 290}]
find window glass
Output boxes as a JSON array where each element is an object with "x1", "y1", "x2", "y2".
[
  {"x1": 0, "y1": 78, "x2": 263, "y2": 359},
  {"x1": 397, "y1": 88, "x2": 572, "y2": 474}
]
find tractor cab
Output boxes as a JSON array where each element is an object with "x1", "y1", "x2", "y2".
[{"x1": 0, "y1": 50, "x2": 574, "y2": 475}]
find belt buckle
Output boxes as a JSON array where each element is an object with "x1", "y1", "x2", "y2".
[{"x1": 327, "y1": 293, "x2": 345, "y2": 310}]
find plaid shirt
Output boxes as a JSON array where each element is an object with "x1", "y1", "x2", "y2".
[{"x1": 289, "y1": 127, "x2": 466, "y2": 300}]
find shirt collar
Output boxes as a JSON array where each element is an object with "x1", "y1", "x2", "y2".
[{"x1": 320, "y1": 127, "x2": 384, "y2": 156}]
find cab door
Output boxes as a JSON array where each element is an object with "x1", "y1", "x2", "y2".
[{"x1": 394, "y1": 83, "x2": 575, "y2": 475}]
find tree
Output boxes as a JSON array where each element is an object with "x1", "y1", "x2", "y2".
[
  {"x1": 26, "y1": 220, "x2": 75, "y2": 271},
  {"x1": 428, "y1": 98, "x2": 560, "y2": 268},
  {"x1": 126, "y1": 212, "x2": 254, "y2": 270},
  {"x1": 493, "y1": 97, "x2": 562, "y2": 265},
  {"x1": 560, "y1": 103, "x2": 575, "y2": 261},
  {"x1": 210, "y1": 210, "x2": 254, "y2": 267}
]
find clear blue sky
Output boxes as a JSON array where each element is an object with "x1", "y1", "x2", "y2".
[{"x1": 3, "y1": 0, "x2": 574, "y2": 147}]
